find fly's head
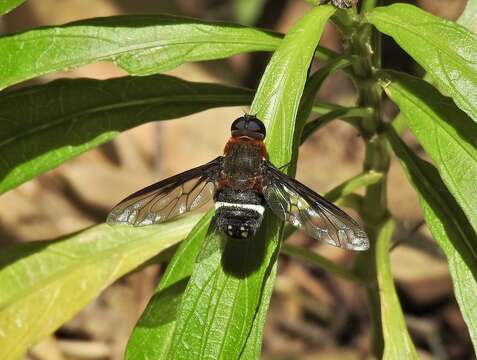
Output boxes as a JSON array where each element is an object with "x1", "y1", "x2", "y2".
[{"x1": 231, "y1": 115, "x2": 266, "y2": 141}]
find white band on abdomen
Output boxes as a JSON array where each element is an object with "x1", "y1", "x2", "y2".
[{"x1": 215, "y1": 201, "x2": 265, "y2": 215}]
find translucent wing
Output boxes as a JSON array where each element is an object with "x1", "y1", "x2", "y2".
[
  {"x1": 262, "y1": 161, "x2": 369, "y2": 250},
  {"x1": 107, "y1": 157, "x2": 223, "y2": 226}
]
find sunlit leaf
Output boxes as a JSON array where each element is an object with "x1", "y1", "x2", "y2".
[
  {"x1": 0, "y1": 74, "x2": 252, "y2": 194},
  {"x1": 0, "y1": 14, "x2": 282, "y2": 90},
  {"x1": 0, "y1": 215, "x2": 202, "y2": 359},
  {"x1": 253, "y1": 5, "x2": 336, "y2": 168},
  {"x1": 367, "y1": 4, "x2": 477, "y2": 123},
  {"x1": 386, "y1": 126, "x2": 477, "y2": 352},
  {"x1": 380, "y1": 70, "x2": 477, "y2": 232}
]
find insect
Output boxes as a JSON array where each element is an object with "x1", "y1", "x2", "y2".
[{"x1": 107, "y1": 115, "x2": 369, "y2": 251}]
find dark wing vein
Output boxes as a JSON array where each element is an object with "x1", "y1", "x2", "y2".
[
  {"x1": 107, "y1": 156, "x2": 223, "y2": 226},
  {"x1": 262, "y1": 160, "x2": 369, "y2": 250}
]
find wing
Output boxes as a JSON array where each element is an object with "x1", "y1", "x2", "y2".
[
  {"x1": 107, "y1": 156, "x2": 223, "y2": 226},
  {"x1": 262, "y1": 160, "x2": 369, "y2": 250}
]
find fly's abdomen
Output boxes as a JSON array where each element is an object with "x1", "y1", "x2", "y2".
[{"x1": 214, "y1": 188, "x2": 265, "y2": 239}]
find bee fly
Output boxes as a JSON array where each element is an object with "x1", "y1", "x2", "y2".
[{"x1": 108, "y1": 115, "x2": 369, "y2": 250}]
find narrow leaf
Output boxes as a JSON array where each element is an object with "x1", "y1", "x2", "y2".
[
  {"x1": 0, "y1": 0, "x2": 25, "y2": 15},
  {"x1": 252, "y1": 5, "x2": 336, "y2": 167},
  {"x1": 380, "y1": 70, "x2": 477, "y2": 232},
  {"x1": 0, "y1": 214, "x2": 202, "y2": 359},
  {"x1": 367, "y1": 4, "x2": 477, "y2": 122},
  {"x1": 386, "y1": 126, "x2": 477, "y2": 352},
  {"x1": 376, "y1": 217, "x2": 418, "y2": 359},
  {"x1": 302, "y1": 106, "x2": 373, "y2": 143},
  {"x1": 421, "y1": 201, "x2": 477, "y2": 353},
  {"x1": 0, "y1": 74, "x2": 252, "y2": 194},
  {"x1": 293, "y1": 56, "x2": 352, "y2": 164},
  {"x1": 0, "y1": 15, "x2": 282, "y2": 90},
  {"x1": 125, "y1": 212, "x2": 214, "y2": 360}
]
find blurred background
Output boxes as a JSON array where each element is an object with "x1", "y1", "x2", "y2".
[{"x1": 0, "y1": 0, "x2": 472, "y2": 359}]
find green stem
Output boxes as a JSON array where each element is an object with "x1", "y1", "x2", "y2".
[
  {"x1": 311, "y1": 101, "x2": 344, "y2": 115},
  {"x1": 346, "y1": 0, "x2": 388, "y2": 357},
  {"x1": 315, "y1": 45, "x2": 341, "y2": 61},
  {"x1": 281, "y1": 243, "x2": 363, "y2": 283}
]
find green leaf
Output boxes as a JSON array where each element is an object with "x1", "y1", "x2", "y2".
[
  {"x1": 0, "y1": 14, "x2": 281, "y2": 90},
  {"x1": 421, "y1": 201, "x2": 477, "y2": 354},
  {"x1": 125, "y1": 211, "x2": 214, "y2": 360},
  {"x1": 386, "y1": 125, "x2": 477, "y2": 353},
  {"x1": 0, "y1": 214, "x2": 202, "y2": 359},
  {"x1": 366, "y1": 4, "x2": 477, "y2": 123},
  {"x1": 380, "y1": 70, "x2": 477, "y2": 232},
  {"x1": 0, "y1": 74, "x2": 252, "y2": 194},
  {"x1": 375, "y1": 217, "x2": 418, "y2": 359},
  {"x1": 293, "y1": 56, "x2": 352, "y2": 158},
  {"x1": 0, "y1": 0, "x2": 25, "y2": 15},
  {"x1": 253, "y1": 5, "x2": 336, "y2": 168},
  {"x1": 458, "y1": 0, "x2": 477, "y2": 33}
]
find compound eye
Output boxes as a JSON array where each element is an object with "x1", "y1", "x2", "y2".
[
  {"x1": 247, "y1": 117, "x2": 266, "y2": 137},
  {"x1": 231, "y1": 117, "x2": 247, "y2": 132}
]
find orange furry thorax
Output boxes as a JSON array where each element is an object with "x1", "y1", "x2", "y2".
[{"x1": 223, "y1": 136, "x2": 268, "y2": 158}]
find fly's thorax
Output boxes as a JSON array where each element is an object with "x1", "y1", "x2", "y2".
[{"x1": 223, "y1": 141, "x2": 264, "y2": 180}]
